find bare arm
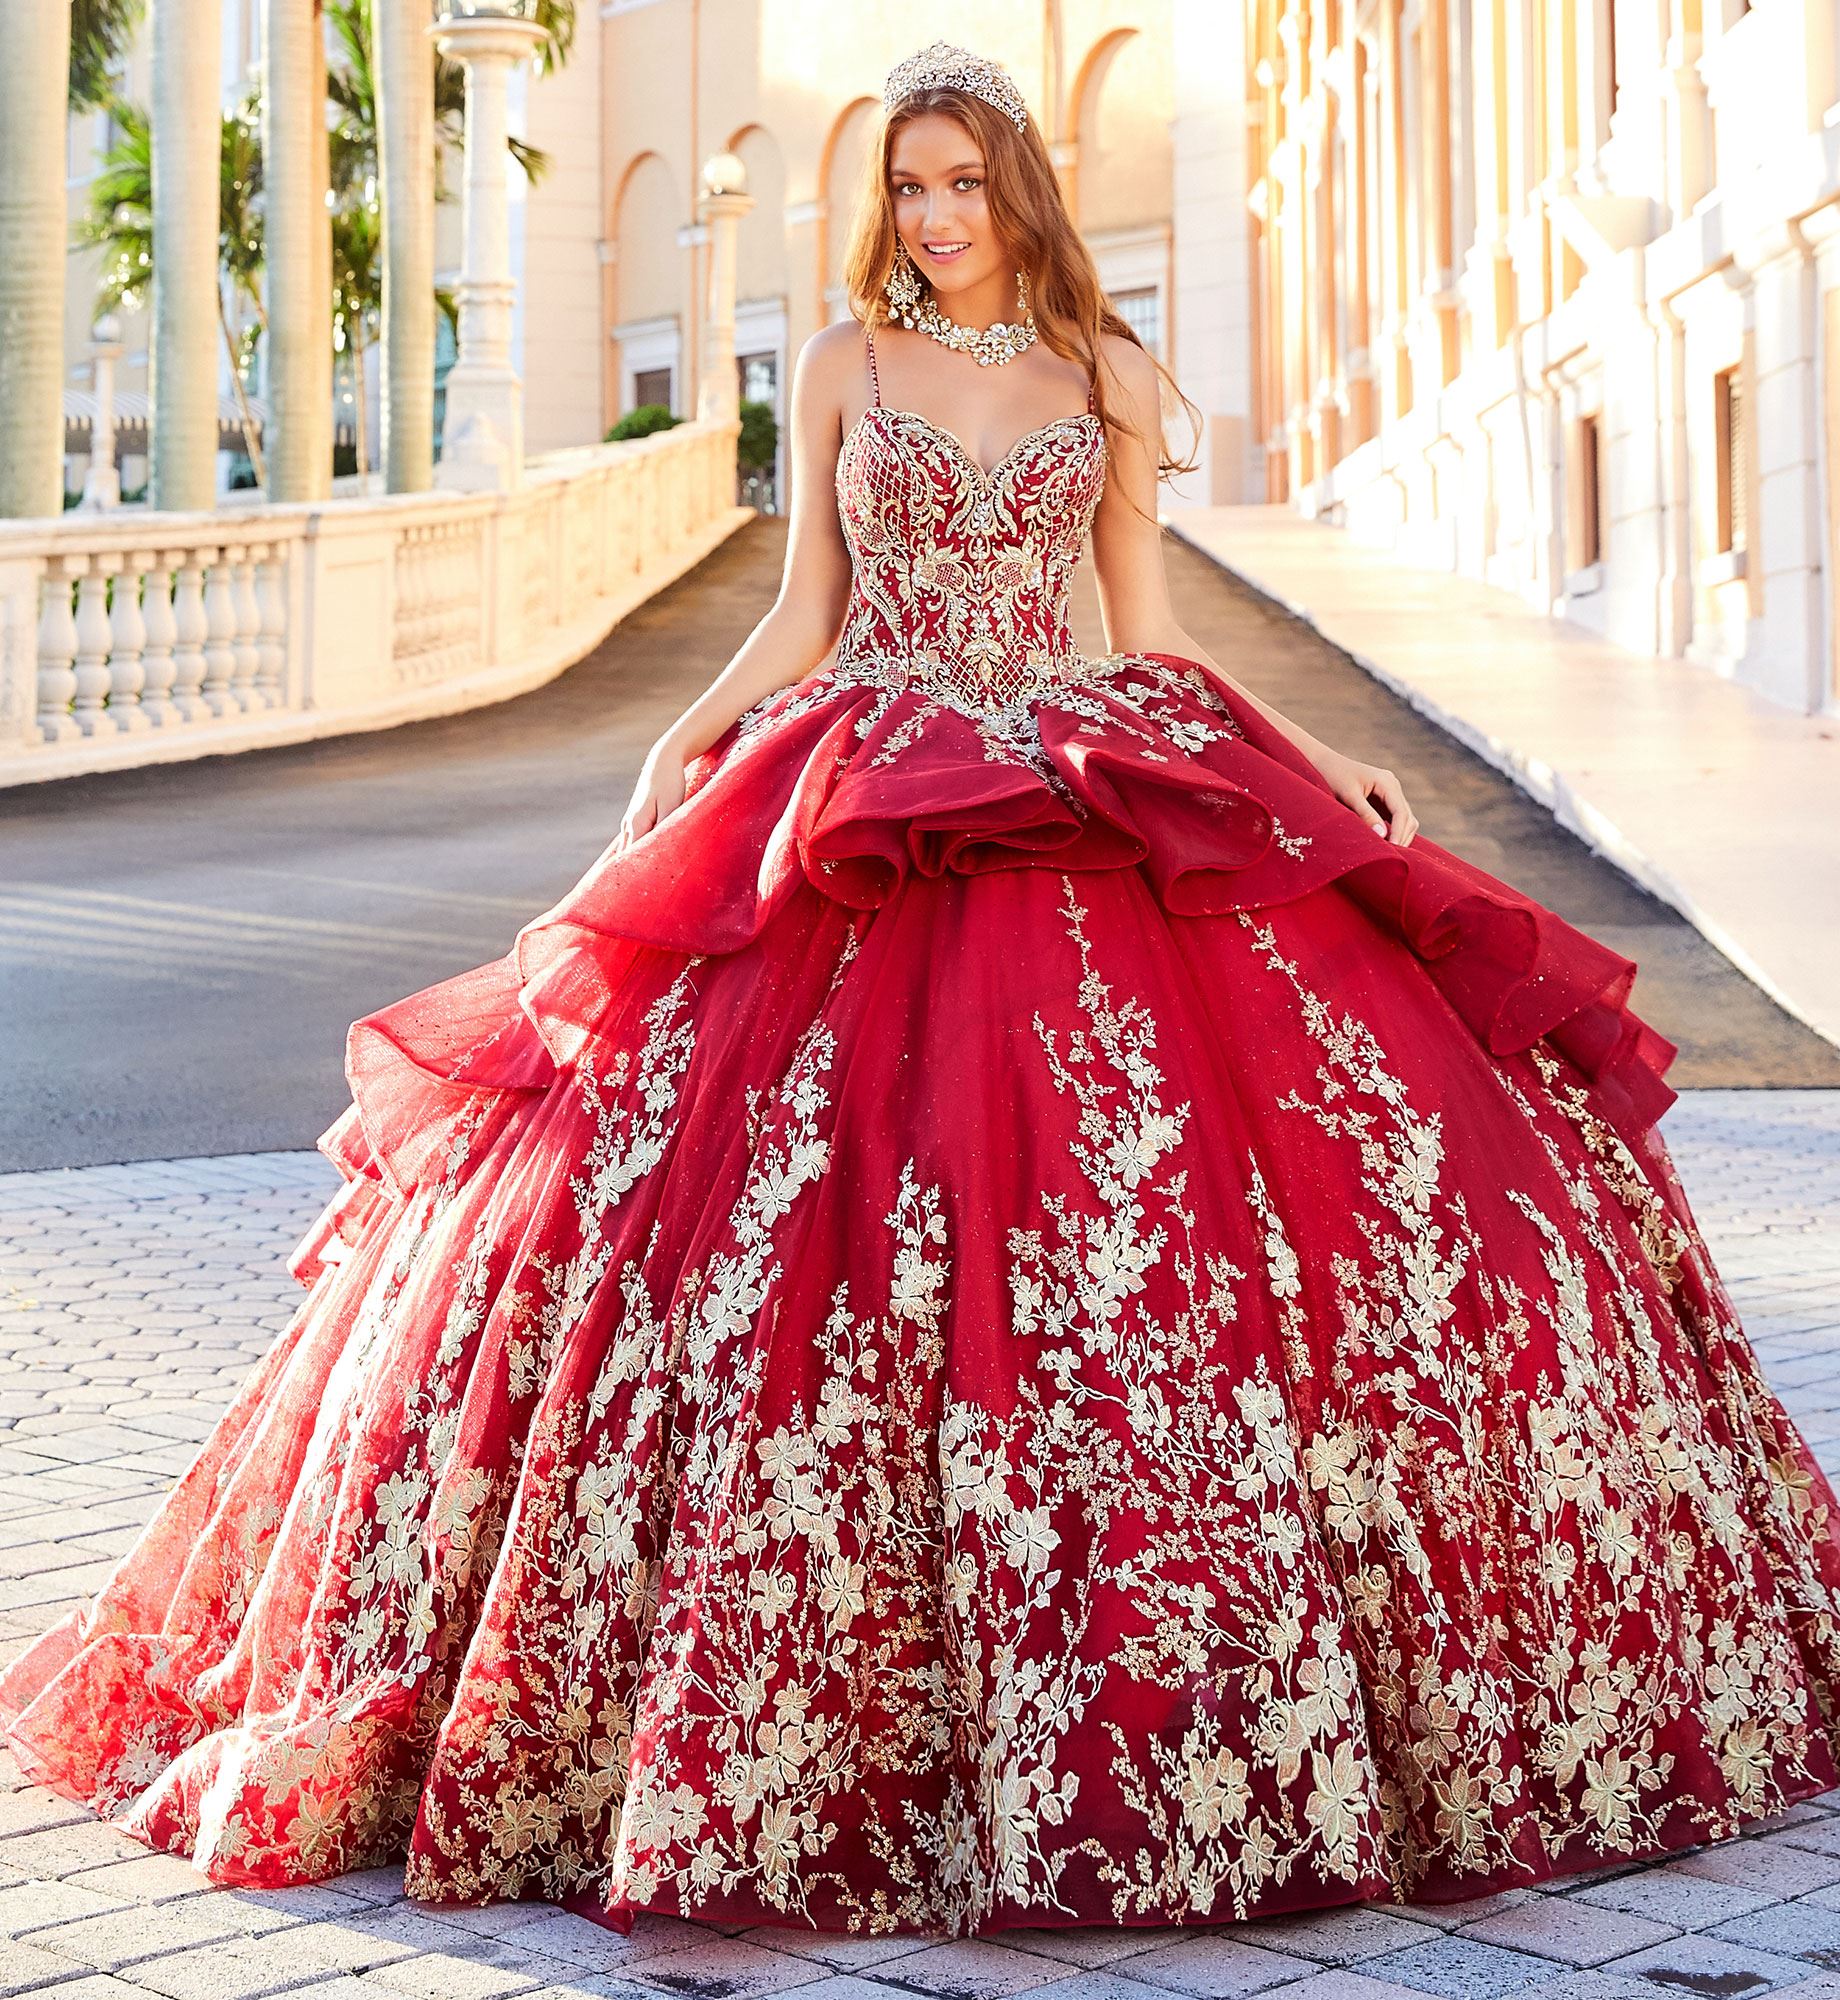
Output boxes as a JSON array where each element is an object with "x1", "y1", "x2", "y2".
[
  {"x1": 615, "y1": 326, "x2": 857, "y2": 848},
  {"x1": 1088, "y1": 337, "x2": 1418, "y2": 847}
]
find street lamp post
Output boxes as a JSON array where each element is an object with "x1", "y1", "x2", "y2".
[
  {"x1": 79, "y1": 316, "x2": 125, "y2": 513},
  {"x1": 432, "y1": 0, "x2": 546, "y2": 492},
  {"x1": 696, "y1": 152, "x2": 754, "y2": 428}
]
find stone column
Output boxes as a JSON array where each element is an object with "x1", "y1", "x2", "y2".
[
  {"x1": 1417, "y1": 0, "x2": 1459, "y2": 390},
  {"x1": 262, "y1": 0, "x2": 332, "y2": 500},
  {"x1": 1308, "y1": 24, "x2": 1343, "y2": 476},
  {"x1": 433, "y1": 4, "x2": 546, "y2": 491},
  {"x1": 378, "y1": 0, "x2": 437, "y2": 493},
  {"x1": 1347, "y1": 33, "x2": 1379, "y2": 444},
  {"x1": 150, "y1": 0, "x2": 224, "y2": 512},
  {"x1": 696, "y1": 153, "x2": 753, "y2": 426},
  {"x1": 80, "y1": 316, "x2": 125, "y2": 511},
  {"x1": 1375, "y1": 0, "x2": 1410, "y2": 426},
  {"x1": 0, "y1": 2, "x2": 73, "y2": 518}
]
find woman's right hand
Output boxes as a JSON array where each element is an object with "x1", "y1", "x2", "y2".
[{"x1": 612, "y1": 726, "x2": 697, "y2": 853}]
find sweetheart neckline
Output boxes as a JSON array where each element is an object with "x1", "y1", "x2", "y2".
[{"x1": 842, "y1": 403, "x2": 1106, "y2": 486}]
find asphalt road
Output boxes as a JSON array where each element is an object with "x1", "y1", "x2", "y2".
[{"x1": 6, "y1": 517, "x2": 1835, "y2": 1172}]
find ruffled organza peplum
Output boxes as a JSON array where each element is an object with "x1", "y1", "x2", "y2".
[{"x1": 306, "y1": 651, "x2": 1677, "y2": 1279}]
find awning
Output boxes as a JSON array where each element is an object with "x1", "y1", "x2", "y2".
[{"x1": 63, "y1": 387, "x2": 269, "y2": 453}]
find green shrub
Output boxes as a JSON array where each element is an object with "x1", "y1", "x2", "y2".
[
  {"x1": 737, "y1": 397, "x2": 779, "y2": 473},
  {"x1": 605, "y1": 402, "x2": 683, "y2": 442}
]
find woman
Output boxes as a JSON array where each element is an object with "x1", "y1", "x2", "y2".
[{"x1": 6, "y1": 40, "x2": 1840, "y2": 1943}]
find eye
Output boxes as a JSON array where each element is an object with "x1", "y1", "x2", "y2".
[{"x1": 955, "y1": 176, "x2": 983, "y2": 192}]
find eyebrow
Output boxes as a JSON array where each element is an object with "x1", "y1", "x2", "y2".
[{"x1": 889, "y1": 161, "x2": 985, "y2": 177}]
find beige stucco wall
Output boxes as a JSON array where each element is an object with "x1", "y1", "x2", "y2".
[{"x1": 517, "y1": 5, "x2": 606, "y2": 456}]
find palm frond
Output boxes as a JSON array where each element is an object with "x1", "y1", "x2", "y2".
[
  {"x1": 509, "y1": 136, "x2": 552, "y2": 185},
  {"x1": 330, "y1": 192, "x2": 383, "y2": 348},
  {"x1": 69, "y1": 0, "x2": 144, "y2": 113},
  {"x1": 327, "y1": 0, "x2": 374, "y2": 101},
  {"x1": 77, "y1": 99, "x2": 154, "y2": 315},
  {"x1": 533, "y1": 0, "x2": 576, "y2": 77},
  {"x1": 220, "y1": 95, "x2": 266, "y2": 318}
]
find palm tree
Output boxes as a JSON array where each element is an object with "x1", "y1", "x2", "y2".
[
  {"x1": 65, "y1": 0, "x2": 579, "y2": 500},
  {"x1": 80, "y1": 98, "x2": 268, "y2": 488},
  {"x1": 367, "y1": 0, "x2": 434, "y2": 490},
  {"x1": 329, "y1": 205, "x2": 457, "y2": 484},
  {"x1": 67, "y1": 0, "x2": 576, "y2": 138},
  {"x1": 330, "y1": 191, "x2": 381, "y2": 477},
  {"x1": 217, "y1": 95, "x2": 267, "y2": 487},
  {"x1": 148, "y1": 0, "x2": 222, "y2": 511},
  {"x1": 261, "y1": 0, "x2": 331, "y2": 501},
  {"x1": 0, "y1": 4, "x2": 72, "y2": 518},
  {"x1": 69, "y1": 0, "x2": 141, "y2": 112}
]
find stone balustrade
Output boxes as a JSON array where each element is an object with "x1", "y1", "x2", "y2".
[{"x1": 0, "y1": 417, "x2": 749, "y2": 786}]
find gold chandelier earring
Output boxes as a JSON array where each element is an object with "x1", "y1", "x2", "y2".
[{"x1": 885, "y1": 242, "x2": 924, "y2": 325}]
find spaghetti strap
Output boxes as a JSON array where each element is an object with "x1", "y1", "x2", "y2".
[
  {"x1": 865, "y1": 323, "x2": 883, "y2": 408},
  {"x1": 1087, "y1": 369, "x2": 1097, "y2": 414}
]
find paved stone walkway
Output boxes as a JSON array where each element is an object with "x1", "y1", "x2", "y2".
[{"x1": 2, "y1": 1096, "x2": 1840, "y2": 1997}]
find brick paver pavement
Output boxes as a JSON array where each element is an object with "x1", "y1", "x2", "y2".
[{"x1": 2, "y1": 1094, "x2": 1839, "y2": 1996}]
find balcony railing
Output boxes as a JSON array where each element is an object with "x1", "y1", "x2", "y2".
[{"x1": 0, "y1": 418, "x2": 749, "y2": 786}]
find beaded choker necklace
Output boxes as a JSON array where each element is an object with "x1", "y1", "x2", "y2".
[
  {"x1": 905, "y1": 293, "x2": 1038, "y2": 367},
  {"x1": 887, "y1": 248, "x2": 1038, "y2": 367}
]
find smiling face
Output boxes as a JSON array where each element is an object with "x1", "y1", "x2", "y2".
[{"x1": 886, "y1": 109, "x2": 1011, "y2": 305}]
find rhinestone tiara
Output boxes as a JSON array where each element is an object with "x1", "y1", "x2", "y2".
[{"x1": 882, "y1": 41, "x2": 1030, "y2": 134}]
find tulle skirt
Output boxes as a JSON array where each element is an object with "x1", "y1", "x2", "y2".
[{"x1": 6, "y1": 651, "x2": 1839, "y2": 1936}]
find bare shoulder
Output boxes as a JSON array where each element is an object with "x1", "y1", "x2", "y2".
[
  {"x1": 1096, "y1": 332, "x2": 1160, "y2": 412},
  {"x1": 792, "y1": 321, "x2": 872, "y2": 452},
  {"x1": 796, "y1": 317, "x2": 869, "y2": 388}
]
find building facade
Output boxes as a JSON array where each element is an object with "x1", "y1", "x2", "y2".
[
  {"x1": 507, "y1": 0, "x2": 1177, "y2": 513},
  {"x1": 1231, "y1": 0, "x2": 1840, "y2": 715}
]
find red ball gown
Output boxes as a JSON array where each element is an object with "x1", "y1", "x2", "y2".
[{"x1": 8, "y1": 331, "x2": 1840, "y2": 1941}]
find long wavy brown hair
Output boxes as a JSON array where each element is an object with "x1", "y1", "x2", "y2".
[{"x1": 841, "y1": 83, "x2": 1201, "y2": 511}]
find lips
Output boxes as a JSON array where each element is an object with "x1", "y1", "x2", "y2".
[{"x1": 922, "y1": 243, "x2": 970, "y2": 263}]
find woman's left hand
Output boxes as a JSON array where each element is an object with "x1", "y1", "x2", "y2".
[{"x1": 1309, "y1": 746, "x2": 1419, "y2": 846}]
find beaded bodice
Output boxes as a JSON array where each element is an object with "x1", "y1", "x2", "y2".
[{"x1": 831, "y1": 331, "x2": 1109, "y2": 711}]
